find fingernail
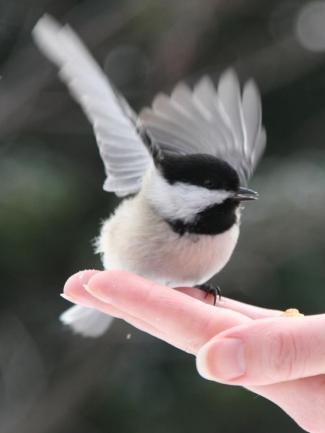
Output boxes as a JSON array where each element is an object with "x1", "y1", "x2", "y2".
[
  {"x1": 197, "y1": 338, "x2": 246, "y2": 381},
  {"x1": 60, "y1": 293, "x2": 75, "y2": 303}
]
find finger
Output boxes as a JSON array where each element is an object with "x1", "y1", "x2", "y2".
[
  {"x1": 196, "y1": 314, "x2": 325, "y2": 386},
  {"x1": 82, "y1": 270, "x2": 251, "y2": 354},
  {"x1": 176, "y1": 287, "x2": 282, "y2": 319},
  {"x1": 249, "y1": 376, "x2": 325, "y2": 433},
  {"x1": 215, "y1": 297, "x2": 282, "y2": 319},
  {"x1": 62, "y1": 271, "x2": 185, "y2": 346},
  {"x1": 63, "y1": 270, "x2": 131, "y2": 318},
  {"x1": 63, "y1": 271, "x2": 252, "y2": 352},
  {"x1": 64, "y1": 274, "x2": 279, "y2": 321}
]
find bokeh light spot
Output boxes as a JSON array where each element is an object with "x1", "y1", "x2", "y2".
[{"x1": 296, "y1": 1, "x2": 325, "y2": 51}]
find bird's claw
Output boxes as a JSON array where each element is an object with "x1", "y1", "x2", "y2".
[{"x1": 196, "y1": 283, "x2": 221, "y2": 306}]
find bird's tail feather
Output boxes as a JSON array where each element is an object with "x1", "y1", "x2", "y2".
[{"x1": 60, "y1": 305, "x2": 113, "y2": 337}]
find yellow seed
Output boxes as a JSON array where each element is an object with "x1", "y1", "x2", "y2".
[{"x1": 282, "y1": 308, "x2": 304, "y2": 317}]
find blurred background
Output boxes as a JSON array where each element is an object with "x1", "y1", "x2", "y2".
[{"x1": 1, "y1": 0, "x2": 325, "y2": 432}]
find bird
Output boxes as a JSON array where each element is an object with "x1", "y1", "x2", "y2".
[{"x1": 32, "y1": 14, "x2": 266, "y2": 337}]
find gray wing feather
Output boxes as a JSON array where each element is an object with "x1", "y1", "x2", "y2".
[
  {"x1": 242, "y1": 80, "x2": 266, "y2": 170},
  {"x1": 33, "y1": 15, "x2": 265, "y2": 189},
  {"x1": 32, "y1": 14, "x2": 151, "y2": 197},
  {"x1": 140, "y1": 69, "x2": 266, "y2": 184}
]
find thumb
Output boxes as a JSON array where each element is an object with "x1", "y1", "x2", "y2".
[{"x1": 196, "y1": 314, "x2": 325, "y2": 386}]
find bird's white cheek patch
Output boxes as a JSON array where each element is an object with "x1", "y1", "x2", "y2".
[{"x1": 145, "y1": 171, "x2": 232, "y2": 222}]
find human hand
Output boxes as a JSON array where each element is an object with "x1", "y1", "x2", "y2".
[{"x1": 62, "y1": 270, "x2": 325, "y2": 433}]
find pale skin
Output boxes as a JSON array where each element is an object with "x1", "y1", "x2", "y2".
[{"x1": 63, "y1": 270, "x2": 325, "y2": 433}]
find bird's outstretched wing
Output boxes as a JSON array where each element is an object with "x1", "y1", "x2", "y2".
[
  {"x1": 140, "y1": 71, "x2": 266, "y2": 185},
  {"x1": 32, "y1": 14, "x2": 151, "y2": 197},
  {"x1": 33, "y1": 15, "x2": 265, "y2": 189}
]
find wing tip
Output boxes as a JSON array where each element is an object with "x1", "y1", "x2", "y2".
[
  {"x1": 219, "y1": 67, "x2": 239, "y2": 86},
  {"x1": 32, "y1": 14, "x2": 66, "y2": 64},
  {"x1": 243, "y1": 77, "x2": 261, "y2": 100},
  {"x1": 194, "y1": 75, "x2": 216, "y2": 93},
  {"x1": 32, "y1": 14, "x2": 60, "y2": 40}
]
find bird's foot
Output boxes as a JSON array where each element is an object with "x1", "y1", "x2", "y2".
[{"x1": 196, "y1": 283, "x2": 221, "y2": 306}]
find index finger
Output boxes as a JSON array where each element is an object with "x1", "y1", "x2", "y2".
[
  {"x1": 177, "y1": 287, "x2": 282, "y2": 319},
  {"x1": 81, "y1": 271, "x2": 251, "y2": 354}
]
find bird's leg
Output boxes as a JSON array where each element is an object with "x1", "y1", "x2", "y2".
[{"x1": 196, "y1": 283, "x2": 221, "y2": 306}]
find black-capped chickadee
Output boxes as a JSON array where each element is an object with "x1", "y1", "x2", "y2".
[{"x1": 32, "y1": 15, "x2": 266, "y2": 337}]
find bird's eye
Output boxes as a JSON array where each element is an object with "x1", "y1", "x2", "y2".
[{"x1": 203, "y1": 179, "x2": 214, "y2": 189}]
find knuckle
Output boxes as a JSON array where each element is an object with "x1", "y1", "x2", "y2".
[{"x1": 266, "y1": 327, "x2": 304, "y2": 381}]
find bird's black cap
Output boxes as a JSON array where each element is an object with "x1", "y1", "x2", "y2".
[{"x1": 158, "y1": 152, "x2": 240, "y2": 192}]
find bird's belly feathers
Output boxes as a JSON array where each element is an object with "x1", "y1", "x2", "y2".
[{"x1": 96, "y1": 195, "x2": 240, "y2": 287}]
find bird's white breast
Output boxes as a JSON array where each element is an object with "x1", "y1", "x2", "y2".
[{"x1": 96, "y1": 193, "x2": 240, "y2": 288}]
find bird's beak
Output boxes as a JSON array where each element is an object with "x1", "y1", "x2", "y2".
[{"x1": 233, "y1": 187, "x2": 259, "y2": 201}]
